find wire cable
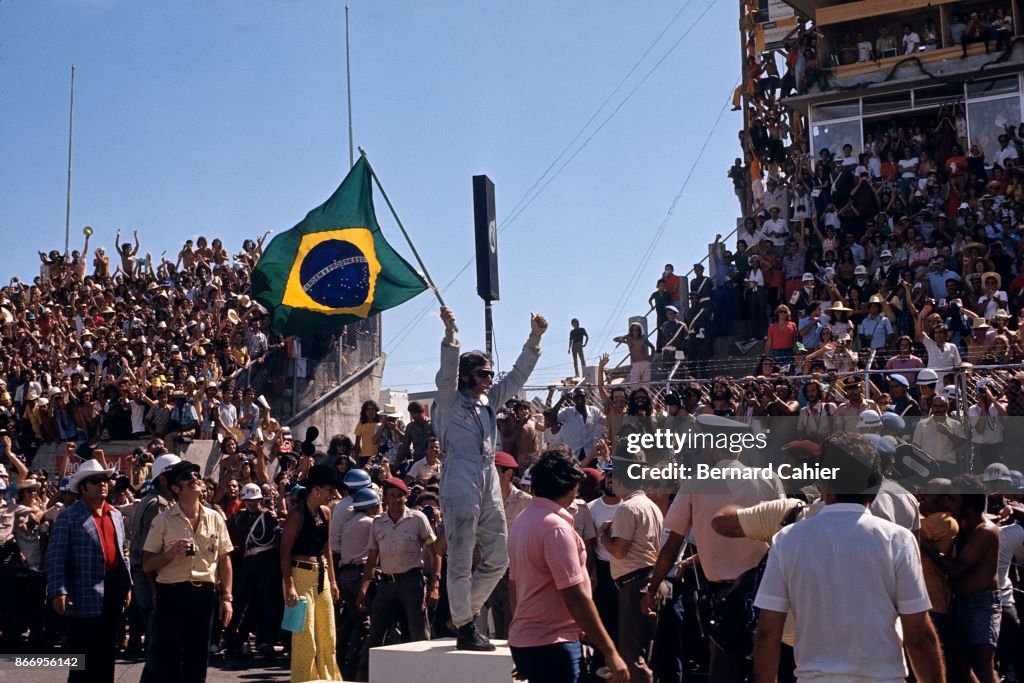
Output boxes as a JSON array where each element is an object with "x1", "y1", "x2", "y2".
[{"x1": 593, "y1": 84, "x2": 737, "y2": 353}]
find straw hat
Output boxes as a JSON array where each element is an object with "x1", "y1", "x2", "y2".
[
  {"x1": 827, "y1": 301, "x2": 853, "y2": 313},
  {"x1": 982, "y1": 272, "x2": 1002, "y2": 289},
  {"x1": 972, "y1": 317, "x2": 991, "y2": 331}
]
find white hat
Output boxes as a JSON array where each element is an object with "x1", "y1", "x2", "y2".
[
  {"x1": 240, "y1": 483, "x2": 262, "y2": 501},
  {"x1": 940, "y1": 385, "x2": 958, "y2": 400},
  {"x1": 854, "y1": 265, "x2": 868, "y2": 276},
  {"x1": 151, "y1": 454, "x2": 181, "y2": 480},
  {"x1": 880, "y1": 250, "x2": 893, "y2": 259},
  {"x1": 69, "y1": 459, "x2": 116, "y2": 494},
  {"x1": 857, "y1": 410, "x2": 882, "y2": 430},
  {"x1": 381, "y1": 404, "x2": 402, "y2": 418},
  {"x1": 802, "y1": 272, "x2": 815, "y2": 281},
  {"x1": 916, "y1": 369, "x2": 939, "y2": 386},
  {"x1": 983, "y1": 462, "x2": 1013, "y2": 483}
]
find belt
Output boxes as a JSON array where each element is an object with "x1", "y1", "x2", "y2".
[
  {"x1": 613, "y1": 566, "x2": 653, "y2": 590},
  {"x1": 291, "y1": 557, "x2": 326, "y2": 593},
  {"x1": 338, "y1": 563, "x2": 365, "y2": 572},
  {"x1": 379, "y1": 568, "x2": 421, "y2": 583},
  {"x1": 163, "y1": 580, "x2": 215, "y2": 589}
]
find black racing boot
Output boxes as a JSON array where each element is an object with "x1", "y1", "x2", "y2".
[{"x1": 455, "y1": 622, "x2": 496, "y2": 651}]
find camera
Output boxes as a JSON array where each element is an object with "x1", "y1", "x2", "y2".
[{"x1": 185, "y1": 541, "x2": 196, "y2": 556}]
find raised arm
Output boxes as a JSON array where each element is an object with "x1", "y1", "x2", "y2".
[{"x1": 434, "y1": 306, "x2": 460, "y2": 407}]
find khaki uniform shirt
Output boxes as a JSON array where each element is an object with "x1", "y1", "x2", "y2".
[
  {"x1": 503, "y1": 486, "x2": 533, "y2": 530},
  {"x1": 143, "y1": 503, "x2": 233, "y2": 584},
  {"x1": 608, "y1": 491, "x2": 663, "y2": 580},
  {"x1": 368, "y1": 507, "x2": 435, "y2": 575}
]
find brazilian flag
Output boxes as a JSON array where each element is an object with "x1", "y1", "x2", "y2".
[{"x1": 252, "y1": 158, "x2": 428, "y2": 335}]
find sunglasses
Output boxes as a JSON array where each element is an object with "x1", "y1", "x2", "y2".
[
  {"x1": 176, "y1": 471, "x2": 202, "y2": 484},
  {"x1": 474, "y1": 370, "x2": 495, "y2": 379},
  {"x1": 82, "y1": 476, "x2": 111, "y2": 487}
]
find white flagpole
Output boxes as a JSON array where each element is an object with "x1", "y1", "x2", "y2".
[{"x1": 65, "y1": 65, "x2": 76, "y2": 258}]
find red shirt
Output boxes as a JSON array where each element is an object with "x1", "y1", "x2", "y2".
[
  {"x1": 662, "y1": 274, "x2": 681, "y2": 302},
  {"x1": 223, "y1": 499, "x2": 242, "y2": 520},
  {"x1": 91, "y1": 502, "x2": 118, "y2": 572},
  {"x1": 767, "y1": 321, "x2": 798, "y2": 351}
]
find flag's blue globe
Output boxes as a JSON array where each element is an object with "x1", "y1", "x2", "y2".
[{"x1": 299, "y1": 239, "x2": 371, "y2": 309}]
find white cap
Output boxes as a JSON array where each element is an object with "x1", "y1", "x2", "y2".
[
  {"x1": 854, "y1": 265, "x2": 868, "y2": 276},
  {"x1": 802, "y1": 272, "x2": 815, "y2": 281},
  {"x1": 880, "y1": 250, "x2": 893, "y2": 258},
  {"x1": 940, "y1": 385, "x2": 958, "y2": 400},
  {"x1": 917, "y1": 369, "x2": 939, "y2": 385},
  {"x1": 240, "y1": 483, "x2": 262, "y2": 500},
  {"x1": 983, "y1": 462, "x2": 1013, "y2": 483}
]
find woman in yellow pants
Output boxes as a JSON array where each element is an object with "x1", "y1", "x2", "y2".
[{"x1": 281, "y1": 465, "x2": 343, "y2": 681}]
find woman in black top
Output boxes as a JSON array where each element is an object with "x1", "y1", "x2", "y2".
[{"x1": 280, "y1": 465, "x2": 341, "y2": 682}]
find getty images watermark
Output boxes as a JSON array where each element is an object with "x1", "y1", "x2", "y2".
[{"x1": 608, "y1": 414, "x2": 1024, "y2": 494}]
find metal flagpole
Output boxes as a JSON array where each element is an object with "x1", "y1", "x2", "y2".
[
  {"x1": 357, "y1": 147, "x2": 455, "y2": 329},
  {"x1": 65, "y1": 65, "x2": 76, "y2": 259},
  {"x1": 345, "y1": 5, "x2": 354, "y2": 169}
]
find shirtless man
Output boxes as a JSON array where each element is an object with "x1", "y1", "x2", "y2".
[
  {"x1": 922, "y1": 475, "x2": 1001, "y2": 683},
  {"x1": 497, "y1": 400, "x2": 538, "y2": 470},
  {"x1": 115, "y1": 228, "x2": 140, "y2": 277},
  {"x1": 176, "y1": 239, "x2": 197, "y2": 272},
  {"x1": 93, "y1": 247, "x2": 110, "y2": 280},
  {"x1": 613, "y1": 322, "x2": 654, "y2": 386},
  {"x1": 699, "y1": 376, "x2": 738, "y2": 416}
]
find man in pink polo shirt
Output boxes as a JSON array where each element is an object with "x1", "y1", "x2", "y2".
[{"x1": 508, "y1": 445, "x2": 628, "y2": 683}]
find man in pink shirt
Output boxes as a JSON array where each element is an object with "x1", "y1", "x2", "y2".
[{"x1": 508, "y1": 445, "x2": 628, "y2": 683}]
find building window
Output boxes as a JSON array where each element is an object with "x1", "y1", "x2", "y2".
[
  {"x1": 811, "y1": 119, "x2": 862, "y2": 159},
  {"x1": 811, "y1": 100, "x2": 860, "y2": 120},
  {"x1": 967, "y1": 95, "x2": 1022, "y2": 163},
  {"x1": 967, "y1": 76, "x2": 1019, "y2": 99}
]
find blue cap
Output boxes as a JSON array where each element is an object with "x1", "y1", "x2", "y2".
[
  {"x1": 864, "y1": 433, "x2": 896, "y2": 457},
  {"x1": 888, "y1": 374, "x2": 910, "y2": 388},
  {"x1": 351, "y1": 487, "x2": 380, "y2": 510},
  {"x1": 342, "y1": 468, "x2": 372, "y2": 490},
  {"x1": 881, "y1": 412, "x2": 906, "y2": 432}
]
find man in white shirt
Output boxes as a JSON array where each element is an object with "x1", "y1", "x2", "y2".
[
  {"x1": 556, "y1": 389, "x2": 606, "y2": 463},
  {"x1": 995, "y1": 134, "x2": 1019, "y2": 168},
  {"x1": 856, "y1": 31, "x2": 874, "y2": 61},
  {"x1": 587, "y1": 466, "x2": 621, "y2": 651},
  {"x1": 918, "y1": 315, "x2": 962, "y2": 370},
  {"x1": 903, "y1": 24, "x2": 922, "y2": 53},
  {"x1": 913, "y1": 396, "x2": 967, "y2": 478},
  {"x1": 762, "y1": 206, "x2": 789, "y2": 253},
  {"x1": 754, "y1": 432, "x2": 944, "y2": 682}
]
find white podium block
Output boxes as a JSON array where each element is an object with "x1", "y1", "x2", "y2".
[{"x1": 369, "y1": 637, "x2": 515, "y2": 683}]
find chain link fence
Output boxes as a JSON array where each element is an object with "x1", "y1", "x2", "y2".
[{"x1": 223, "y1": 315, "x2": 382, "y2": 422}]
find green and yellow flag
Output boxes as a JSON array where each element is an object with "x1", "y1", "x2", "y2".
[{"x1": 252, "y1": 158, "x2": 428, "y2": 335}]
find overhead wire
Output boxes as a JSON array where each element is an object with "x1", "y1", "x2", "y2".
[
  {"x1": 384, "y1": 1, "x2": 718, "y2": 358},
  {"x1": 594, "y1": 83, "x2": 738, "y2": 354}
]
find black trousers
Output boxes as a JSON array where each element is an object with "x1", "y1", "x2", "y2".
[
  {"x1": 358, "y1": 572, "x2": 427, "y2": 680},
  {"x1": 153, "y1": 582, "x2": 216, "y2": 683},
  {"x1": 66, "y1": 571, "x2": 125, "y2": 683}
]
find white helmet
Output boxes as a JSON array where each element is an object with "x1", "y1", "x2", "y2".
[
  {"x1": 151, "y1": 454, "x2": 182, "y2": 480},
  {"x1": 940, "y1": 385, "x2": 958, "y2": 400},
  {"x1": 917, "y1": 369, "x2": 939, "y2": 386},
  {"x1": 857, "y1": 410, "x2": 882, "y2": 430},
  {"x1": 983, "y1": 462, "x2": 1012, "y2": 483}
]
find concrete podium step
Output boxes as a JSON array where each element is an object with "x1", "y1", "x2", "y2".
[{"x1": 369, "y1": 637, "x2": 514, "y2": 682}]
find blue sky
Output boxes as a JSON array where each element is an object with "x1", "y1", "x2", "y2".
[{"x1": 0, "y1": 0, "x2": 743, "y2": 392}]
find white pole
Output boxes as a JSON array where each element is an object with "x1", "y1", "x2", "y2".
[
  {"x1": 346, "y1": 5, "x2": 354, "y2": 168},
  {"x1": 65, "y1": 64, "x2": 76, "y2": 258}
]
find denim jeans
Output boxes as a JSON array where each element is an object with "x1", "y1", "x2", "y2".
[{"x1": 510, "y1": 640, "x2": 582, "y2": 683}]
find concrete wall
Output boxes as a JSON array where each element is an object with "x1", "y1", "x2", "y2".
[{"x1": 289, "y1": 356, "x2": 384, "y2": 443}]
